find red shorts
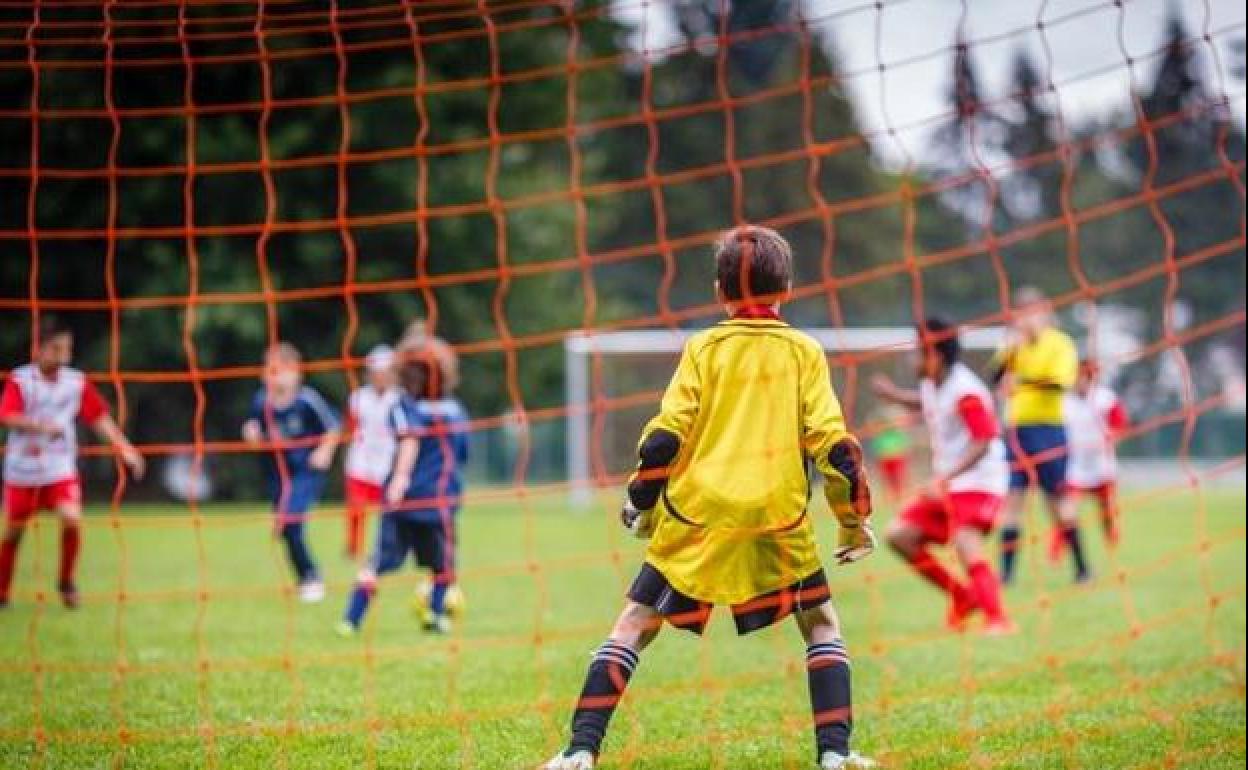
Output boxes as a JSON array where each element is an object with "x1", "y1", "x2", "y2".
[
  {"x1": 899, "y1": 490, "x2": 1004, "y2": 544},
  {"x1": 345, "y1": 476, "x2": 383, "y2": 506},
  {"x1": 4, "y1": 477, "x2": 83, "y2": 525},
  {"x1": 878, "y1": 456, "x2": 908, "y2": 495}
]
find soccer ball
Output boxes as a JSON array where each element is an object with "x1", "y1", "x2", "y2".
[{"x1": 413, "y1": 575, "x2": 464, "y2": 618}]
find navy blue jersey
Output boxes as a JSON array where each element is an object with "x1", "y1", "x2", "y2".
[
  {"x1": 389, "y1": 395, "x2": 470, "y2": 521},
  {"x1": 248, "y1": 385, "x2": 340, "y2": 478}
]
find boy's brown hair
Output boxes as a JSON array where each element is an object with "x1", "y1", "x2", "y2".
[{"x1": 713, "y1": 225, "x2": 793, "y2": 303}]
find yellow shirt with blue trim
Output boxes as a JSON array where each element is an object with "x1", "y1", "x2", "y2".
[
  {"x1": 997, "y1": 326, "x2": 1078, "y2": 426},
  {"x1": 634, "y1": 318, "x2": 854, "y2": 605}
]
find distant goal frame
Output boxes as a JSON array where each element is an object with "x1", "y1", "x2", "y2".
[{"x1": 564, "y1": 325, "x2": 1007, "y2": 504}]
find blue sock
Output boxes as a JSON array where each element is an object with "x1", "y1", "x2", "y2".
[
  {"x1": 430, "y1": 581, "x2": 448, "y2": 616},
  {"x1": 345, "y1": 584, "x2": 374, "y2": 628}
]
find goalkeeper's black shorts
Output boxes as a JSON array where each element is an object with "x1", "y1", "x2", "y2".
[{"x1": 626, "y1": 562, "x2": 829, "y2": 636}]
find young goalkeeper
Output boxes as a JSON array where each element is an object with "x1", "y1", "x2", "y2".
[{"x1": 542, "y1": 226, "x2": 878, "y2": 770}]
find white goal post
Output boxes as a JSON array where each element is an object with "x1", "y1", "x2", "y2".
[{"x1": 564, "y1": 325, "x2": 1007, "y2": 505}]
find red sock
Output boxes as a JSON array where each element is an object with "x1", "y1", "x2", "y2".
[
  {"x1": 967, "y1": 560, "x2": 1006, "y2": 623},
  {"x1": 59, "y1": 525, "x2": 81, "y2": 586},
  {"x1": 0, "y1": 537, "x2": 20, "y2": 601},
  {"x1": 346, "y1": 503, "x2": 364, "y2": 558},
  {"x1": 910, "y1": 548, "x2": 965, "y2": 598}
]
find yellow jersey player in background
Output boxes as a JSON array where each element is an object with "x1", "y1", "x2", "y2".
[
  {"x1": 542, "y1": 226, "x2": 878, "y2": 770},
  {"x1": 992, "y1": 287, "x2": 1088, "y2": 585}
]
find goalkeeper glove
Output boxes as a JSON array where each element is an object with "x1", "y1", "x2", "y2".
[
  {"x1": 620, "y1": 500, "x2": 656, "y2": 539},
  {"x1": 834, "y1": 520, "x2": 877, "y2": 565},
  {"x1": 823, "y1": 438, "x2": 876, "y2": 564}
]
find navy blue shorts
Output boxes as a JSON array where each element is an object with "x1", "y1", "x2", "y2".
[
  {"x1": 373, "y1": 515, "x2": 450, "y2": 577},
  {"x1": 627, "y1": 562, "x2": 830, "y2": 636},
  {"x1": 1006, "y1": 424, "x2": 1068, "y2": 496},
  {"x1": 270, "y1": 471, "x2": 326, "y2": 517}
]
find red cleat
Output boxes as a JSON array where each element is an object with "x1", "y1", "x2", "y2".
[{"x1": 945, "y1": 586, "x2": 978, "y2": 632}]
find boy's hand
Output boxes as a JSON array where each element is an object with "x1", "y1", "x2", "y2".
[
  {"x1": 241, "y1": 420, "x2": 264, "y2": 444},
  {"x1": 308, "y1": 444, "x2": 334, "y2": 471},
  {"x1": 834, "y1": 521, "x2": 877, "y2": 565},
  {"x1": 385, "y1": 479, "x2": 406, "y2": 509},
  {"x1": 119, "y1": 444, "x2": 146, "y2": 481},
  {"x1": 620, "y1": 500, "x2": 655, "y2": 539}
]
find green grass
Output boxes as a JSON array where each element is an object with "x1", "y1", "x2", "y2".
[{"x1": 0, "y1": 487, "x2": 1243, "y2": 770}]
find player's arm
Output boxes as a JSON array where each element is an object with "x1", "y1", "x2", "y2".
[
  {"x1": 79, "y1": 381, "x2": 144, "y2": 479},
  {"x1": 622, "y1": 342, "x2": 702, "y2": 536},
  {"x1": 1106, "y1": 399, "x2": 1129, "y2": 435},
  {"x1": 305, "y1": 389, "x2": 342, "y2": 471},
  {"x1": 90, "y1": 415, "x2": 145, "y2": 480},
  {"x1": 0, "y1": 376, "x2": 62, "y2": 436},
  {"x1": 929, "y1": 394, "x2": 997, "y2": 496},
  {"x1": 803, "y1": 350, "x2": 875, "y2": 564},
  {"x1": 386, "y1": 436, "x2": 419, "y2": 508},
  {"x1": 870, "y1": 373, "x2": 921, "y2": 410},
  {"x1": 241, "y1": 391, "x2": 265, "y2": 444}
]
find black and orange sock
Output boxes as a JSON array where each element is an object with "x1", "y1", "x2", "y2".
[
  {"x1": 807, "y1": 640, "x2": 853, "y2": 758},
  {"x1": 567, "y1": 640, "x2": 640, "y2": 756}
]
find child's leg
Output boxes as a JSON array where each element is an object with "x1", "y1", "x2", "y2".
[
  {"x1": 794, "y1": 601, "x2": 854, "y2": 759},
  {"x1": 887, "y1": 504, "x2": 967, "y2": 600},
  {"x1": 1097, "y1": 483, "x2": 1120, "y2": 547},
  {"x1": 952, "y1": 528, "x2": 1007, "y2": 625},
  {"x1": 1046, "y1": 490, "x2": 1089, "y2": 581},
  {"x1": 344, "y1": 480, "x2": 368, "y2": 560},
  {"x1": 0, "y1": 485, "x2": 38, "y2": 604},
  {"x1": 344, "y1": 516, "x2": 404, "y2": 628},
  {"x1": 55, "y1": 492, "x2": 84, "y2": 604},
  {"x1": 280, "y1": 517, "x2": 317, "y2": 582},
  {"x1": 563, "y1": 601, "x2": 661, "y2": 757}
]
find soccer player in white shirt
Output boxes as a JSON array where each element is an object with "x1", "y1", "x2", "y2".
[
  {"x1": 1063, "y1": 359, "x2": 1128, "y2": 549},
  {"x1": 873, "y1": 318, "x2": 1014, "y2": 635},
  {"x1": 0, "y1": 317, "x2": 145, "y2": 608},
  {"x1": 342, "y1": 345, "x2": 400, "y2": 560}
]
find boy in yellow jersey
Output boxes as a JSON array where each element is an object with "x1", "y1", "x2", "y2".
[
  {"x1": 542, "y1": 226, "x2": 878, "y2": 770},
  {"x1": 992, "y1": 287, "x2": 1088, "y2": 584}
]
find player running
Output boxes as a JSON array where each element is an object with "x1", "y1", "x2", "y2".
[
  {"x1": 873, "y1": 318, "x2": 1014, "y2": 635},
  {"x1": 0, "y1": 317, "x2": 145, "y2": 608},
  {"x1": 242, "y1": 342, "x2": 341, "y2": 603},
  {"x1": 1063, "y1": 358, "x2": 1129, "y2": 549},
  {"x1": 542, "y1": 226, "x2": 877, "y2": 770},
  {"x1": 339, "y1": 344, "x2": 469, "y2": 635},
  {"x1": 342, "y1": 345, "x2": 401, "y2": 560},
  {"x1": 992, "y1": 287, "x2": 1089, "y2": 584}
]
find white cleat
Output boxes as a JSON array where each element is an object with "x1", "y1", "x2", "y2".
[
  {"x1": 541, "y1": 749, "x2": 595, "y2": 769},
  {"x1": 819, "y1": 750, "x2": 878, "y2": 769},
  {"x1": 298, "y1": 579, "x2": 326, "y2": 604}
]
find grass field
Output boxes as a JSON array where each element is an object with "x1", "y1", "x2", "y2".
[{"x1": 0, "y1": 486, "x2": 1243, "y2": 770}]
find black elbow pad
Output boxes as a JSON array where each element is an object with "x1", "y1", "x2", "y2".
[
  {"x1": 628, "y1": 429, "x2": 681, "y2": 510},
  {"x1": 827, "y1": 439, "x2": 866, "y2": 493}
]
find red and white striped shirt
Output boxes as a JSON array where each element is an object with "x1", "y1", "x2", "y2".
[{"x1": 1, "y1": 364, "x2": 108, "y2": 487}]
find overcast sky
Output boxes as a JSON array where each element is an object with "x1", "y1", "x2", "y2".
[{"x1": 615, "y1": 0, "x2": 1247, "y2": 167}]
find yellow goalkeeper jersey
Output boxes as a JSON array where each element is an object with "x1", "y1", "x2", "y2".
[
  {"x1": 635, "y1": 317, "x2": 854, "y2": 605},
  {"x1": 996, "y1": 327, "x2": 1078, "y2": 426}
]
